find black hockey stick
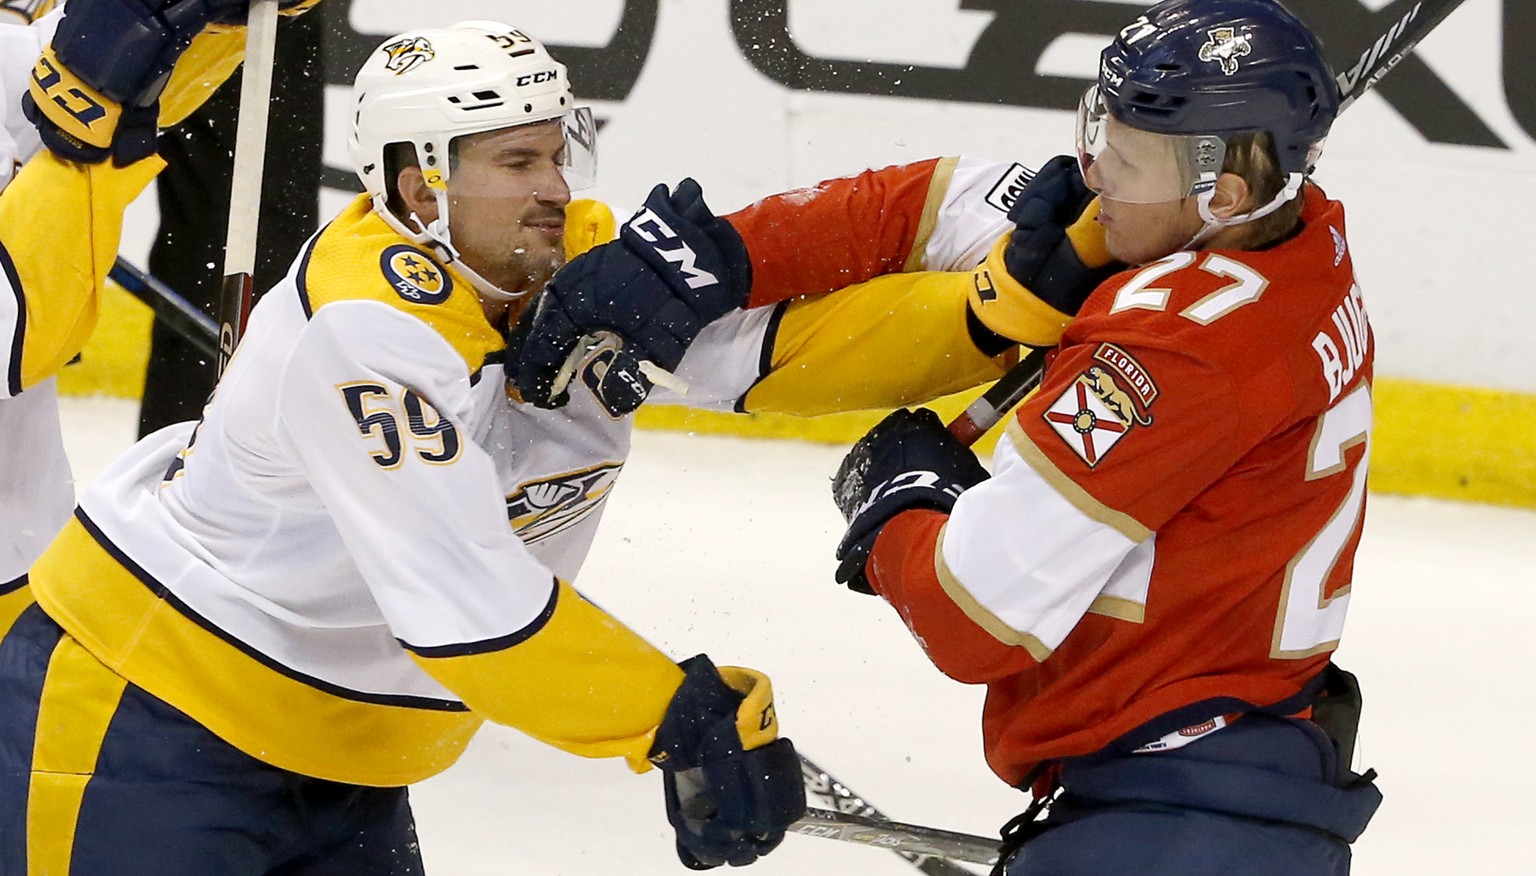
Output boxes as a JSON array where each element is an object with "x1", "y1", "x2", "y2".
[
  {"x1": 799, "y1": 755, "x2": 979, "y2": 876},
  {"x1": 109, "y1": 258, "x2": 220, "y2": 359},
  {"x1": 791, "y1": 808, "x2": 1000, "y2": 867},
  {"x1": 215, "y1": 0, "x2": 280, "y2": 375},
  {"x1": 946, "y1": 0, "x2": 1472, "y2": 444}
]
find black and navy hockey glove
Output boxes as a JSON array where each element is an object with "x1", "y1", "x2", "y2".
[
  {"x1": 650, "y1": 655, "x2": 805, "y2": 870},
  {"x1": 967, "y1": 155, "x2": 1120, "y2": 353},
  {"x1": 832, "y1": 408, "x2": 990, "y2": 595},
  {"x1": 510, "y1": 178, "x2": 752, "y2": 414},
  {"x1": 24, "y1": 0, "x2": 254, "y2": 166}
]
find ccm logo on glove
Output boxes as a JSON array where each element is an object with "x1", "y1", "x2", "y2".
[{"x1": 626, "y1": 208, "x2": 720, "y2": 290}]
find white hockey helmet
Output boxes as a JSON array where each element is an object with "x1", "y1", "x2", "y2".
[{"x1": 346, "y1": 21, "x2": 597, "y2": 299}]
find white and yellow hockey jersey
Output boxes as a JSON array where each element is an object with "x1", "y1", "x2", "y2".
[
  {"x1": 0, "y1": 12, "x2": 246, "y2": 593},
  {"x1": 28, "y1": 165, "x2": 1022, "y2": 785}
]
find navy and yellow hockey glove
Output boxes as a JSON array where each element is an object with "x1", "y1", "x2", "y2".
[
  {"x1": 23, "y1": 0, "x2": 319, "y2": 166},
  {"x1": 510, "y1": 178, "x2": 752, "y2": 415},
  {"x1": 967, "y1": 155, "x2": 1120, "y2": 353},
  {"x1": 650, "y1": 655, "x2": 805, "y2": 870},
  {"x1": 832, "y1": 408, "x2": 990, "y2": 595}
]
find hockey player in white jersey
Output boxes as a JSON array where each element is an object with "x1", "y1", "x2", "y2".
[
  {"x1": 1, "y1": 21, "x2": 823, "y2": 875},
  {"x1": 0, "y1": 0, "x2": 311, "y2": 607}
]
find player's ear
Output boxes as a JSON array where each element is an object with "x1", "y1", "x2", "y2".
[
  {"x1": 1208, "y1": 172, "x2": 1252, "y2": 220},
  {"x1": 396, "y1": 165, "x2": 440, "y2": 225}
]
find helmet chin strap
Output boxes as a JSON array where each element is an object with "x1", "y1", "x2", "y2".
[{"x1": 1185, "y1": 171, "x2": 1305, "y2": 249}]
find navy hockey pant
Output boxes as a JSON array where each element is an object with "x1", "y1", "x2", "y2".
[
  {"x1": 1005, "y1": 714, "x2": 1382, "y2": 875},
  {"x1": 0, "y1": 603, "x2": 425, "y2": 875}
]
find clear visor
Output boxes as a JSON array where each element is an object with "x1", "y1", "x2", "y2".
[
  {"x1": 1075, "y1": 85, "x2": 1226, "y2": 205},
  {"x1": 558, "y1": 106, "x2": 598, "y2": 192}
]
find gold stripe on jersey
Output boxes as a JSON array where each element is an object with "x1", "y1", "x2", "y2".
[
  {"x1": 27, "y1": 634, "x2": 127, "y2": 875},
  {"x1": 0, "y1": 151, "x2": 163, "y2": 390},
  {"x1": 301, "y1": 196, "x2": 505, "y2": 376},
  {"x1": 0, "y1": 578, "x2": 31, "y2": 642},
  {"x1": 30, "y1": 516, "x2": 484, "y2": 787},
  {"x1": 565, "y1": 199, "x2": 617, "y2": 262},
  {"x1": 745, "y1": 270, "x2": 1010, "y2": 416},
  {"x1": 1006, "y1": 417, "x2": 1152, "y2": 543},
  {"x1": 933, "y1": 522, "x2": 1054, "y2": 662},
  {"x1": 408, "y1": 579, "x2": 683, "y2": 773},
  {"x1": 904, "y1": 156, "x2": 960, "y2": 272}
]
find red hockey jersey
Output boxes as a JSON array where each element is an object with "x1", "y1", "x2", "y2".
[{"x1": 866, "y1": 185, "x2": 1374, "y2": 785}]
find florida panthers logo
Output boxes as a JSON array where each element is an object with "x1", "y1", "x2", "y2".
[
  {"x1": 506, "y1": 464, "x2": 623, "y2": 543},
  {"x1": 381, "y1": 36, "x2": 435, "y2": 75},
  {"x1": 1198, "y1": 27, "x2": 1253, "y2": 76}
]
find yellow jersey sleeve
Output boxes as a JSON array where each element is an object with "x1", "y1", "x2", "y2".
[
  {"x1": 744, "y1": 270, "x2": 1015, "y2": 416},
  {"x1": 406, "y1": 579, "x2": 684, "y2": 773}
]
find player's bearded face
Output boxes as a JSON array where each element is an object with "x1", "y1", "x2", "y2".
[{"x1": 445, "y1": 122, "x2": 572, "y2": 293}]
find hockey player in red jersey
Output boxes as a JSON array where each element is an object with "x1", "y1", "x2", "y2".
[{"x1": 828, "y1": 1, "x2": 1384, "y2": 872}]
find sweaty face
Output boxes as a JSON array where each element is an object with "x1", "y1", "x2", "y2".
[{"x1": 445, "y1": 122, "x2": 573, "y2": 295}]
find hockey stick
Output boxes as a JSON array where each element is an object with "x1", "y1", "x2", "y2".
[
  {"x1": 215, "y1": 0, "x2": 281, "y2": 375},
  {"x1": 945, "y1": 0, "x2": 1472, "y2": 444},
  {"x1": 799, "y1": 755, "x2": 979, "y2": 876},
  {"x1": 109, "y1": 258, "x2": 220, "y2": 359},
  {"x1": 791, "y1": 808, "x2": 1000, "y2": 867}
]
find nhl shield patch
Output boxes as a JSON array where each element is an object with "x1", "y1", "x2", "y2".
[{"x1": 381, "y1": 245, "x2": 452, "y2": 305}]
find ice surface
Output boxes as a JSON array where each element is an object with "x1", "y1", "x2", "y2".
[{"x1": 57, "y1": 397, "x2": 1536, "y2": 874}]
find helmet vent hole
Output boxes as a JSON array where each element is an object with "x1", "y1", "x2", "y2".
[
  {"x1": 1154, "y1": 63, "x2": 1182, "y2": 72},
  {"x1": 508, "y1": 48, "x2": 535, "y2": 58},
  {"x1": 454, "y1": 64, "x2": 480, "y2": 71},
  {"x1": 474, "y1": 90, "x2": 500, "y2": 101}
]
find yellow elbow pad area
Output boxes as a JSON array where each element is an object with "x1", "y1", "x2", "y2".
[
  {"x1": 407, "y1": 579, "x2": 685, "y2": 773},
  {"x1": 967, "y1": 234, "x2": 1075, "y2": 348}
]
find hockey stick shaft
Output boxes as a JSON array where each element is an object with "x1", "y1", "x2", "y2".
[
  {"x1": 109, "y1": 258, "x2": 221, "y2": 359},
  {"x1": 946, "y1": 0, "x2": 1471, "y2": 446},
  {"x1": 792, "y1": 808, "x2": 1000, "y2": 867},
  {"x1": 216, "y1": 0, "x2": 281, "y2": 376},
  {"x1": 799, "y1": 755, "x2": 979, "y2": 876}
]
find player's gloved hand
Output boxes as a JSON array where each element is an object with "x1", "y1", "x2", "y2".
[
  {"x1": 967, "y1": 155, "x2": 1120, "y2": 352},
  {"x1": 510, "y1": 178, "x2": 752, "y2": 414},
  {"x1": 650, "y1": 655, "x2": 805, "y2": 870},
  {"x1": 832, "y1": 408, "x2": 989, "y2": 595},
  {"x1": 22, "y1": 0, "x2": 265, "y2": 166}
]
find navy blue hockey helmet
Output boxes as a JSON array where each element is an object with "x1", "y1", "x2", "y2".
[{"x1": 1080, "y1": 0, "x2": 1338, "y2": 205}]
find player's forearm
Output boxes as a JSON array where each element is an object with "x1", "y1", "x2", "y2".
[
  {"x1": 407, "y1": 578, "x2": 685, "y2": 772},
  {"x1": 866, "y1": 509, "x2": 1033, "y2": 684},
  {"x1": 726, "y1": 158, "x2": 949, "y2": 309},
  {"x1": 0, "y1": 149, "x2": 163, "y2": 391},
  {"x1": 742, "y1": 270, "x2": 1014, "y2": 416}
]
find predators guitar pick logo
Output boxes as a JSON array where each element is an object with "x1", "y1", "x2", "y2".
[
  {"x1": 381, "y1": 36, "x2": 435, "y2": 75},
  {"x1": 506, "y1": 463, "x2": 623, "y2": 543}
]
